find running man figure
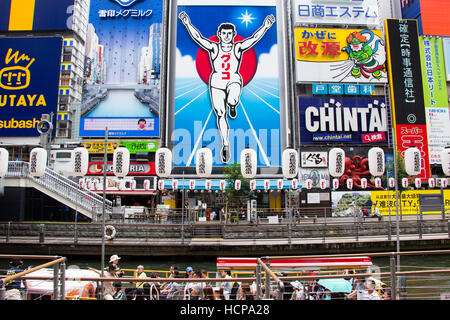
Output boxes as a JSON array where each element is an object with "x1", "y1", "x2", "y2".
[{"x1": 179, "y1": 11, "x2": 275, "y2": 163}]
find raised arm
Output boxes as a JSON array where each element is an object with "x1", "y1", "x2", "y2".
[
  {"x1": 179, "y1": 11, "x2": 215, "y2": 51},
  {"x1": 238, "y1": 15, "x2": 275, "y2": 52}
]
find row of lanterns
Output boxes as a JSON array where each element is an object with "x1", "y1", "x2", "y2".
[{"x1": 0, "y1": 145, "x2": 449, "y2": 191}]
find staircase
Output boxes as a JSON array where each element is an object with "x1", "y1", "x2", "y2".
[{"x1": 2, "y1": 161, "x2": 112, "y2": 220}]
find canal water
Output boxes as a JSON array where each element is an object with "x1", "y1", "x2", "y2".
[{"x1": 85, "y1": 89, "x2": 152, "y2": 118}]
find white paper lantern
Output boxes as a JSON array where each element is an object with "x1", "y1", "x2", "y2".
[
  {"x1": 113, "y1": 147, "x2": 130, "y2": 178},
  {"x1": 277, "y1": 179, "x2": 283, "y2": 190},
  {"x1": 240, "y1": 148, "x2": 257, "y2": 179},
  {"x1": 171, "y1": 179, "x2": 178, "y2": 190},
  {"x1": 189, "y1": 179, "x2": 196, "y2": 190},
  {"x1": 204, "y1": 179, "x2": 211, "y2": 190},
  {"x1": 130, "y1": 180, "x2": 136, "y2": 190},
  {"x1": 328, "y1": 148, "x2": 345, "y2": 178},
  {"x1": 441, "y1": 178, "x2": 448, "y2": 188},
  {"x1": 368, "y1": 147, "x2": 385, "y2": 177},
  {"x1": 291, "y1": 179, "x2": 298, "y2": 190},
  {"x1": 389, "y1": 177, "x2": 396, "y2": 188},
  {"x1": 404, "y1": 147, "x2": 421, "y2": 176},
  {"x1": 235, "y1": 180, "x2": 241, "y2": 190},
  {"x1": 71, "y1": 147, "x2": 89, "y2": 177},
  {"x1": 196, "y1": 147, "x2": 213, "y2": 178},
  {"x1": 402, "y1": 177, "x2": 409, "y2": 188},
  {"x1": 250, "y1": 180, "x2": 256, "y2": 191},
  {"x1": 374, "y1": 177, "x2": 382, "y2": 188},
  {"x1": 346, "y1": 178, "x2": 353, "y2": 190},
  {"x1": 158, "y1": 179, "x2": 165, "y2": 190},
  {"x1": 428, "y1": 178, "x2": 435, "y2": 188},
  {"x1": 85, "y1": 179, "x2": 92, "y2": 190},
  {"x1": 219, "y1": 180, "x2": 226, "y2": 191},
  {"x1": 319, "y1": 179, "x2": 327, "y2": 190},
  {"x1": 442, "y1": 147, "x2": 450, "y2": 176},
  {"x1": 305, "y1": 179, "x2": 312, "y2": 190},
  {"x1": 282, "y1": 149, "x2": 299, "y2": 179},
  {"x1": 264, "y1": 180, "x2": 270, "y2": 191},
  {"x1": 361, "y1": 178, "x2": 367, "y2": 189},
  {"x1": 413, "y1": 178, "x2": 421, "y2": 189},
  {"x1": 155, "y1": 147, "x2": 173, "y2": 178},
  {"x1": 143, "y1": 179, "x2": 150, "y2": 190},
  {"x1": 332, "y1": 178, "x2": 340, "y2": 190},
  {"x1": 119, "y1": 180, "x2": 127, "y2": 190},
  {"x1": 0, "y1": 148, "x2": 9, "y2": 178},
  {"x1": 29, "y1": 147, "x2": 47, "y2": 177}
]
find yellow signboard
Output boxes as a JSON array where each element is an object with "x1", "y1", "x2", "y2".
[
  {"x1": 294, "y1": 28, "x2": 384, "y2": 62},
  {"x1": 371, "y1": 190, "x2": 450, "y2": 216},
  {"x1": 83, "y1": 140, "x2": 120, "y2": 154}
]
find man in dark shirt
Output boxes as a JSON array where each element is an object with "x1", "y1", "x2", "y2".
[{"x1": 4, "y1": 258, "x2": 28, "y2": 299}]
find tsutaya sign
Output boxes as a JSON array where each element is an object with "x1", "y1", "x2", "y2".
[
  {"x1": 299, "y1": 97, "x2": 388, "y2": 144},
  {"x1": 293, "y1": 0, "x2": 380, "y2": 26}
]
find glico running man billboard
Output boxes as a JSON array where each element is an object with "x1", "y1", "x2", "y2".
[
  {"x1": 173, "y1": 0, "x2": 281, "y2": 167},
  {"x1": 79, "y1": 0, "x2": 162, "y2": 137},
  {"x1": 0, "y1": 37, "x2": 62, "y2": 136}
]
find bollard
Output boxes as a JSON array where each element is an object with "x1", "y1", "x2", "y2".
[
  {"x1": 6, "y1": 221, "x2": 10, "y2": 243},
  {"x1": 39, "y1": 224, "x2": 45, "y2": 243}
]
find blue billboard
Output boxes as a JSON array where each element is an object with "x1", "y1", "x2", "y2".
[
  {"x1": 0, "y1": 37, "x2": 62, "y2": 136},
  {"x1": 173, "y1": 1, "x2": 280, "y2": 167},
  {"x1": 79, "y1": 0, "x2": 162, "y2": 138},
  {"x1": 299, "y1": 97, "x2": 388, "y2": 145}
]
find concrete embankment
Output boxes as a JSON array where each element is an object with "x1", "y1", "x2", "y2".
[{"x1": 1, "y1": 217, "x2": 449, "y2": 257}]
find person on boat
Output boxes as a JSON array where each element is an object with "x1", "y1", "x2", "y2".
[
  {"x1": 108, "y1": 254, "x2": 124, "y2": 277},
  {"x1": 4, "y1": 258, "x2": 28, "y2": 300},
  {"x1": 203, "y1": 285, "x2": 218, "y2": 300},
  {"x1": 160, "y1": 269, "x2": 183, "y2": 300},
  {"x1": 346, "y1": 279, "x2": 380, "y2": 300},
  {"x1": 111, "y1": 281, "x2": 126, "y2": 300},
  {"x1": 126, "y1": 265, "x2": 148, "y2": 300},
  {"x1": 187, "y1": 270, "x2": 202, "y2": 300},
  {"x1": 239, "y1": 283, "x2": 255, "y2": 300},
  {"x1": 185, "y1": 266, "x2": 194, "y2": 278},
  {"x1": 160, "y1": 265, "x2": 178, "y2": 291},
  {"x1": 220, "y1": 269, "x2": 233, "y2": 297},
  {"x1": 104, "y1": 264, "x2": 121, "y2": 299}
]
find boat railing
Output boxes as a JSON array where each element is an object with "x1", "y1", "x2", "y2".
[{"x1": 0, "y1": 254, "x2": 67, "y2": 300}]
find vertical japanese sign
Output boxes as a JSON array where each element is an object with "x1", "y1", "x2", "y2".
[
  {"x1": 0, "y1": 37, "x2": 62, "y2": 136},
  {"x1": 174, "y1": 0, "x2": 280, "y2": 167},
  {"x1": 419, "y1": 37, "x2": 450, "y2": 164},
  {"x1": 79, "y1": 0, "x2": 162, "y2": 137},
  {"x1": 385, "y1": 19, "x2": 430, "y2": 179},
  {"x1": 294, "y1": 28, "x2": 387, "y2": 83}
]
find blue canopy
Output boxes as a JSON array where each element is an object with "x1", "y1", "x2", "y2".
[{"x1": 317, "y1": 278, "x2": 352, "y2": 293}]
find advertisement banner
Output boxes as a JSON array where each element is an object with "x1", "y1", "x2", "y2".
[
  {"x1": 443, "y1": 38, "x2": 450, "y2": 81},
  {"x1": 87, "y1": 161, "x2": 156, "y2": 175},
  {"x1": 300, "y1": 151, "x2": 328, "y2": 168},
  {"x1": 84, "y1": 140, "x2": 158, "y2": 154},
  {"x1": 0, "y1": 0, "x2": 75, "y2": 32},
  {"x1": 419, "y1": 37, "x2": 450, "y2": 164},
  {"x1": 371, "y1": 190, "x2": 450, "y2": 216},
  {"x1": 299, "y1": 97, "x2": 388, "y2": 145},
  {"x1": 385, "y1": 19, "x2": 430, "y2": 179},
  {"x1": 174, "y1": 0, "x2": 280, "y2": 167},
  {"x1": 293, "y1": 0, "x2": 380, "y2": 26},
  {"x1": 79, "y1": 0, "x2": 162, "y2": 137},
  {"x1": 299, "y1": 168, "x2": 330, "y2": 189},
  {"x1": 294, "y1": 27, "x2": 387, "y2": 83},
  {"x1": 0, "y1": 37, "x2": 62, "y2": 136}
]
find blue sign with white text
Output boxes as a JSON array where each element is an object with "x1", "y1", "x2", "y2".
[{"x1": 0, "y1": 37, "x2": 62, "y2": 136}]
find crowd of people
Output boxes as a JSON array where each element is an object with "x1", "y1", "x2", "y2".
[{"x1": 1, "y1": 255, "x2": 391, "y2": 301}]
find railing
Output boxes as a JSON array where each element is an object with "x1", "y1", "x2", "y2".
[
  {"x1": 0, "y1": 254, "x2": 67, "y2": 300},
  {"x1": 5, "y1": 161, "x2": 112, "y2": 218}
]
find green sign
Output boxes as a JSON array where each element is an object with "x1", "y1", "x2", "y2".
[
  {"x1": 119, "y1": 141, "x2": 158, "y2": 154},
  {"x1": 419, "y1": 37, "x2": 448, "y2": 109}
]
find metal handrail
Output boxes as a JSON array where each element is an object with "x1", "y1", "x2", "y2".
[{"x1": 5, "y1": 161, "x2": 112, "y2": 215}]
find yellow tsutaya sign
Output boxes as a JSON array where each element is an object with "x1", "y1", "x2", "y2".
[
  {"x1": 8, "y1": 0, "x2": 36, "y2": 31},
  {"x1": 295, "y1": 28, "x2": 384, "y2": 62}
]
